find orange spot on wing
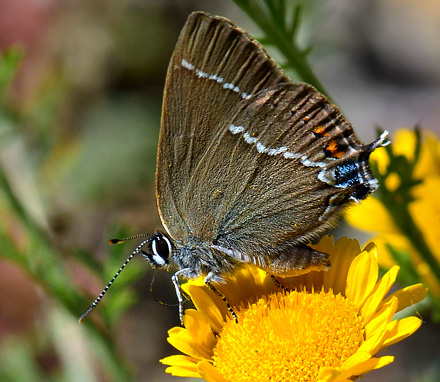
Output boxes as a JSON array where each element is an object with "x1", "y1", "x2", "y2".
[
  {"x1": 325, "y1": 140, "x2": 345, "y2": 158},
  {"x1": 313, "y1": 125, "x2": 329, "y2": 137}
]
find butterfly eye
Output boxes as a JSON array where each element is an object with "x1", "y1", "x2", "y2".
[{"x1": 148, "y1": 233, "x2": 173, "y2": 267}]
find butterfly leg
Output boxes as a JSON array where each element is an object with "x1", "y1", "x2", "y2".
[
  {"x1": 204, "y1": 272, "x2": 238, "y2": 323},
  {"x1": 269, "y1": 274, "x2": 291, "y2": 293},
  {"x1": 171, "y1": 271, "x2": 190, "y2": 325}
]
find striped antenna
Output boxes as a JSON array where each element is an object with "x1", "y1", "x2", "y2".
[
  {"x1": 109, "y1": 233, "x2": 150, "y2": 245},
  {"x1": 78, "y1": 238, "x2": 151, "y2": 323}
]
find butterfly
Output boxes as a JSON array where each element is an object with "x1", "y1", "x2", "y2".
[{"x1": 80, "y1": 11, "x2": 389, "y2": 323}]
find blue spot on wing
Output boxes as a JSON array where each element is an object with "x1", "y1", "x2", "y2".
[
  {"x1": 333, "y1": 160, "x2": 372, "y2": 200},
  {"x1": 334, "y1": 161, "x2": 361, "y2": 187}
]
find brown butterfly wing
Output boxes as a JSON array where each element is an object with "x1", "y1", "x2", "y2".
[
  {"x1": 183, "y1": 82, "x2": 384, "y2": 264},
  {"x1": 156, "y1": 12, "x2": 386, "y2": 275},
  {"x1": 156, "y1": 12, "x2": 290, "y2": 242}
]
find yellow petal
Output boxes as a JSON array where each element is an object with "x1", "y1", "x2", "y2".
[
  {"x1": 371, "y1": 233, "x2": 414, "y2": 270},
  {"x1": 414, "y1": 129, "x2": 440, "y2": 178},
  {"x1": 219, "y1": 265, "x2": 276, "y2": 309},
  {"x1": 182, "y1": 309, "x2": 217, "y2": 353},
  {"x1": 360, "y1": 265, "x2": 399, "y2": 322},
  {"x1": 161, "y1": 354, "x2": 201, "y2": 378},
  {"x1": 198, "y1": 360, "x2": 229, "y2": 382},
  {"x1": 409, "y1": 178, "x2": 440, "y2": 284},
  {"x1": 345, "y1": 196, "x2": 397, "y2": 234},
  {"x1": 390, "y1": 128, "x2": 417, "y2": 159},
  {"x1": 319, "y1": 352, "x2": 375, "y2": 381},
  {"x1": 362, "y1": 241, "x2": 376, "y2": 254},
  {"x1": 381, "y1": 283, "x2": 428, "y2": 313},
  {"x1": 340, "y1": 351, "x2": 372, "y2": 371},
  {"x1": 160, "y1": 354, "x2": 200, "y2": 378},
  {"x1": 416, "y1": 262, "x2": 440, "y2": 298},
  {"x1": 338, "y1": 352, "x2": 394, "y2": 379},
  {"x1": 167, "y1": 326, "x2": 213, "y2": 360},
  {"x1": 317, "y1": 366, "x2": 354, "y2": 382},
  {"x1": 319, "y1": 237, "x2": 361, "y2": 295},
  {"x1": 163, "y1": 366, "x2": 201, "y2": 378},
  {"x1": 346, "y1": 355, "x2": 394, "y2": 375},
  {"x1": 186, "y1": 284, "x2": 226, "y2": 334},
  {"x1": 310, "y1": 234, "x2": 336, "y2": 253},
  {"x1": 160, "y1": 355, "x2": 198, "y2": 367},
  {"x1": 358, "y1": 326, "x2": 388, "y2": 355},
  {"x1": 317, "y1": 367, "x2": 345, "y2": 382},
  {"x1": 382, "y1": 316, "x2": 423, "y2": 347},
  {"x1": 318, "y1": 351, "x2": 394, "y2": 382},
  {"x1": 346, "y1": 250, "x2": 378, "y2": 307},
  {"x1": 364, "y1": 297, "x2": 398, "y2": 339},
  {"x1": 183, "y1": 278, "x2": 205, "y2": 288}
]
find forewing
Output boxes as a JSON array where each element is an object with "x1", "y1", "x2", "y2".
[{"x1": 156, "y1": 12, "x2": 290, "y2": 242}]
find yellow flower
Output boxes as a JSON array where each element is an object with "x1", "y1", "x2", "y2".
[
  {"x1": 371, "y1": 127, "x2": 440, "y2": 179},
  {"x1": 161, "y1": 236, "x2": 427, "y2": 381},
  {"x1": 346, "y1": 128, "x2": 440, "y2": 297}
]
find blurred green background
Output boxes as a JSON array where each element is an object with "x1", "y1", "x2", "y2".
[{"x1": 1, "y1": 0, "x2": 439, "y2": 381}]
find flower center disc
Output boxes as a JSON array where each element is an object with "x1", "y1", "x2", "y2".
[{"x1": 213, "y1": 289, "x2": 364, "y2": 382}]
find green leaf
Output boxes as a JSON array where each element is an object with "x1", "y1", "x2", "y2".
[
  {"x1": 231, "y1": 0, "x2": 328, "y2": 96},
  {"x1": 0, "y1": 48, "x2": 24, "y2": 97},
  {"x1": 386, "y1": 243, "x2": 420, "y2": 285}
]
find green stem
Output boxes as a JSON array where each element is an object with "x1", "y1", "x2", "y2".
[
  {"x1": 380, "y1": 180, "x2": 440, "y2": 286},
  {"x1": 396, "y1": 207, "x2": 440, "y2": 285},
  {"x1": 0, "y1": 165, "x2": 133, "y2": 380},
  {"x1": 231, "y1": 0, "x2": 329, "y2": 97}
]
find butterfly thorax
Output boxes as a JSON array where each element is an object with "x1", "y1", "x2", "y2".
[{"x1": 170, "y1": 237, "x2": 240, "y2": 282}]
